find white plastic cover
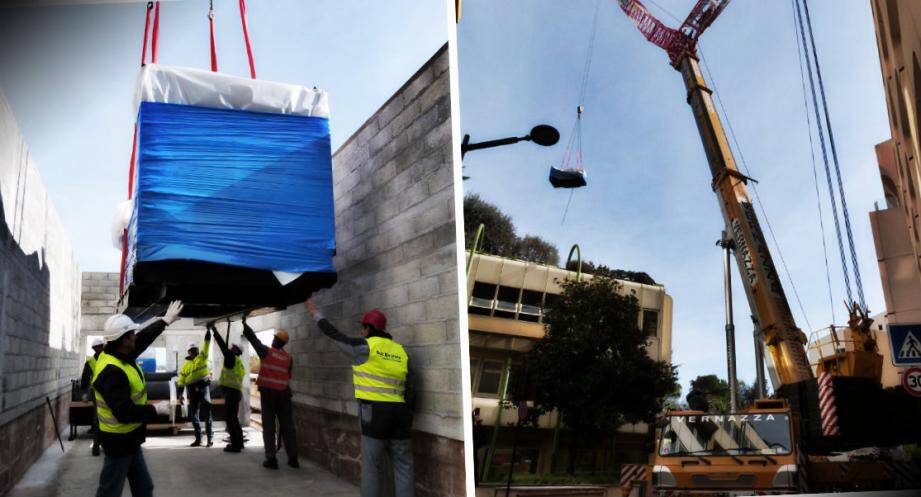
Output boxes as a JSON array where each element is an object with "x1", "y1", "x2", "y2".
[
  {"x1": 111, "y1": 199, "x2": 134, "y2": 250},
  {"x1": 134, "y1": 64, "x2": 329, "y2": 118},
  {"x1": 272, "y1": 271, "x2": 303, "y2": 286}
]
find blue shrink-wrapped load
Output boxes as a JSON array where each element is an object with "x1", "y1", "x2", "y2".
[{"x1": 118, "y1": 64, "x2": 337, "y2": 318}]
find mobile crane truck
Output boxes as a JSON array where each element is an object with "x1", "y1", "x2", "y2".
[{"x1": 613, "y1": 0, "x2": 921, "y2": 494}]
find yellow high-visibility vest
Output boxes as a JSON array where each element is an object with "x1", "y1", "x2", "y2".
[
  {"x1": 87, "y1": 355, "x2": 97, "y2": 373},
  {"x1": 178, "y1": 340, "x2": 211, "y2": 386},
  {"x1": 92, "y1": 352, "x2": 148, "y2": 434},
  {"x1": 352, "y1": 337, "x2": 408, "y2": 403},
  {"x1": 219, "y1": 356, "x2": 245, "y2": 391}
]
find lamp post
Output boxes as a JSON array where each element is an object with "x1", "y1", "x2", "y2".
[{"x1": 461, "y1": 124, "x2": 560, "y2": 159}]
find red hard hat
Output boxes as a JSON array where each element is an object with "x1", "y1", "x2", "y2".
[{"x1": 360, "y1": 309, "x2": 387, "y2": 331}]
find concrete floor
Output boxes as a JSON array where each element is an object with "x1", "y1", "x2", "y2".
[{"x1": 8, "y1": 427, "x2": 359, "y2": 497}]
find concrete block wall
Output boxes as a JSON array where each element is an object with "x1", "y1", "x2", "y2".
[
  {"x1": 80, "y1": 272, "x2": 120, "y2": 340},
  {"x1": 0, "y1": 91, "x2": 81, "y2": 495},
  {"x1": 240, "y1": 44, "x2": 465, "y2": 497}
]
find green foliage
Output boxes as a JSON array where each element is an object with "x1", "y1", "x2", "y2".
[
  {"x1": 737, "y1": 380, "x2": 761, "y2": 408},
  {"x1": 463, "y1": 194, "x2": 560, "y2": 265},
  {"x1": 464, "y1": 193, "x2": 518, "y2": 258},
  {"x1": 686, "y1": 375, "x2": 762, "y2": 411},
  {"x1": 509, "y1": 276, "x2": 679, "y2": 434},
  {"x1": 566, "y1": 259, "x2": 657, "y2": 285},
  {"x1": 664, "y1": 383, "x2": 684, "y2": 410},
  {"x1": 515, "y1": 235, "x2": 560, "y2": 266}
]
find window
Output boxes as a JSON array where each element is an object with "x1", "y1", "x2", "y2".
[
  {"x1": 913, "y1": 55, "x2": 921, "y2": 150},
  {"x1": 519, "y1": 289, "x2": 543, "y2": 322},
  {"x1": 643, "y1": 310, "x2": 659, "y2": 337},
  {"x1": 875, "y1": 0, "x2": 889, "y2": 60},
  {"x1": 886, "y1": 0, "x2": 901, "y2": 45},
  {"x1": 470, "y1": 282, "x2": 496, "y2": 316},
  {"x1": 476, "y1": 360, "x2": 506, "y2": 396},
  {"x1": 897, "y1": 69, "x2": 911, "y2": 139},
  {"x1": 495, "y1": 286, "x2": 520, "y2": 311}
]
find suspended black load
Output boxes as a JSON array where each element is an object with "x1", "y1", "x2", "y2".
[
  {"x1": 551, "y1": 105, "x2": 589, "y2": 190},
  {"x1": 549, "y1": 166, "x2": 588, "y2": 188}
]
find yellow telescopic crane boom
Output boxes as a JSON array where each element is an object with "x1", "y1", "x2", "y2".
[{"x1": 618, "y1": 0, "x2": 814, "y2": 387}]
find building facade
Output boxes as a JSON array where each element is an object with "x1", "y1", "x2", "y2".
[
  {"x1": 867, "y1": 1, "x2": 921, "y2": 385},
  {"x1": 869, "y1": 1, "x2": 921, "y2": 301},
  {"x1": 466, "y1": 252, "x2": 673, "y2": 483}
]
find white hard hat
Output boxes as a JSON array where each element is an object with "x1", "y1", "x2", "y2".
[
  {"x1": 187, "y1": 341, "x2": 199, "y2": 351},
  {"x1": 103, "y1": 314, "x2": 139, "y2": 342},
  {"x1": 91, "y1": 338, "x2": 105, "y2": 347}
]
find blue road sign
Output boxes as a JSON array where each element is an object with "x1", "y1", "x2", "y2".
[{"x1": 889, "y1": 324, "x2": 921, "y2": 366}]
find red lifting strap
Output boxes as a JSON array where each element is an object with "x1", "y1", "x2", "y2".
[
  {"x1": 141, "y1": 2, "x2": 153, "y2": 65},
  {"x1": 151, "y1": 1, "x2": 160, "y2": 64},
  {"x1": 238, "y1": 0, "x2": 256, "y2": 78},
  {"x1": 209, "y1": 5, "x2": 218, "y2": 72}
]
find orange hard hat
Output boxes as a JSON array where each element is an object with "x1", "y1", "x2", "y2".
[
  {"x1": 274, "y1": 330, "x2": 290, "y2": 344},
  {"x1": 360, "y1": 309, "x2": 387, "y2": 331}
]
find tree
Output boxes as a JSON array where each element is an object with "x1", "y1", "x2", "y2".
[
  {"x1": 566, "y1": 260, "x2": 657, "y2": 286},
  {"x1": 463, "y1": 194, "x2": 560, "y2": 265},
  {"x1": 686, "y1": 375, "x2": 761, "y2": 411},
  {"x1": 515, "y1": 235, "x2": 560, "y2": 266},
  {"x1": 664, "y1": 383, "x2": 684, "y2": 411},
  {"x1": 464, "y1": 194, "x2": 518, "y2": 258},
  {"x1": 686, "y1": 375, "x2": 729, "y2": 411},
  {"x1": 509, "y1": 276, "x2": 678, "y2": 474},
  {"x1": 737, "y1": 380, "x2": 761, "y2": 408}
]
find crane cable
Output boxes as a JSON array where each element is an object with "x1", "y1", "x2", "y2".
[
  {"x1": 796, "y1": 0, "x2": 866, "y2": 310},
  {"x1": 790, "y1": 0, "x2": 836, "y2": 324},
  {"x1": 647, "y1": 0, "x2": 815, "y2": 330},
  {"x1": 561, "y1": 0, "x2": 601, "y2": 224}
]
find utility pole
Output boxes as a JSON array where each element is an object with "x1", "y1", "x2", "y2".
[{"x1": 718, "y1": 231, "x2": 739, "y2": 412}]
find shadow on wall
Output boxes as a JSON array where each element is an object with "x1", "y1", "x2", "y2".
[
  {"x1": 0, "y1": 183, "x2": 52, "y2": 360},
  {"x1": 0, "y1": 180, "x2": 59, "y2": 497}
]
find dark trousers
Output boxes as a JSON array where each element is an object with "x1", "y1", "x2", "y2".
[
  {"x1": 188, "y1": 381, "x2": 213, "y2": 442},
  {"x1": 359, "y1": 401, "x2": 414, "y2": 497},
  {"x1": 94, "y1": 448, "x2": 154, "y2": 497},
  {"x1": 92, "y1": 399, "x2": 100, "y2": 452},
  {"x1": 260, "y1": 387, "x2": 296, "y2": 461},
  {"x1": 224, "y1": 387, "x2": 244, "y2": 448}
]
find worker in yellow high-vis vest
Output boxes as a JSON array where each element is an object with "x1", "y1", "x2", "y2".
[
  {"x1": 210, "y1": 321, "x2": 246, "y2": 452},
  {"x1": 81, "y1": 337, "x2": 105, "y2": 456},
  {"x1": 305, "y1": 298, "x2": 415, "y2": 497},
  {"x1": 92, "y1": 301, "x2": 183, "y2": 497},
  {"x1": 178, "y1": 329, "x2": 213, "y2": 447}
]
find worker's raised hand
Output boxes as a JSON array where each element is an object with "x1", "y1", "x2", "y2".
[
  {"x1": 304, "y1": 298, "x2": 319, "y2": 316},
  {"x1": 162, "y1": 300, "x2": 184, "y2": 325}
]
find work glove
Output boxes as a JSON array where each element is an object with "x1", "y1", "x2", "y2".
[
  {"x1": 161, "y1": 300, "x2": 184, "y2": 325},
  {"x1": 153, "y1": 402, "x2": 171, "y2": 416},
  {"x1": 242, "y1": 313, "x2": 252, "y2": 333}
]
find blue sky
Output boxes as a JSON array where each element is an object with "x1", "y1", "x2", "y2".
[
  {"x1": 458, "y1": 0, "x2": 891, "y2": 396},
  {"x1": 0, "y1": 0, "x2": 448, "y2": 271}
]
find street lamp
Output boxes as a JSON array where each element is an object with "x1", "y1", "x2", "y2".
[{"x1": 461, "y1": 124, "x2": 560, "y2": 159}]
